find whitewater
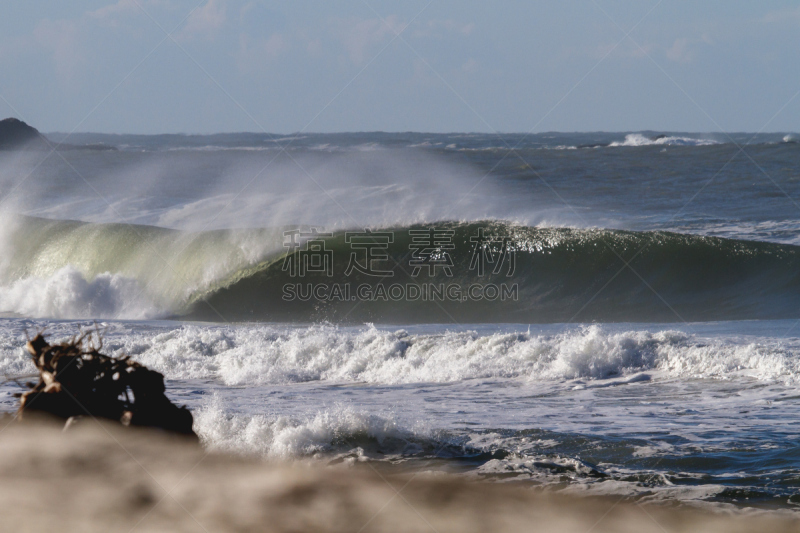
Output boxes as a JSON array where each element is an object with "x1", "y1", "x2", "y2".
[{"x1": 1, "y1": 131, "x2": 799, "y2": 510}]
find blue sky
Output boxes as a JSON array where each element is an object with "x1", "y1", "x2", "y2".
[{"x1": 0, "y1": 1, "x2": 798, "y2": 133}]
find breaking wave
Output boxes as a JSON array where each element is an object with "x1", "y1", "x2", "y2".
[
  {"x1": 2, "y1": 321, "x2": 796, "y2": 386},
  {"x1": 1, "y1": 216, "x2": 799, "y2": 322},
  {"x1": 609, "y1": 134, "x2": 720, "y2": 147}
]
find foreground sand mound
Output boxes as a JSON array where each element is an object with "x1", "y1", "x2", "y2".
[{"x1": 0, "y1": 418, "x2": 796, "y2": 532}]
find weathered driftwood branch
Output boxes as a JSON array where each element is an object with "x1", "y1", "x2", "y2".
[{"x1": 18, "y1": 332, "x2": 196, "y2": 439}]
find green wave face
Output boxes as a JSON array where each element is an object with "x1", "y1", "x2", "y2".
[
  {"x1": 187, "y1": 222, "x2": 800, "y2": 324},
  {"x1": 2, "y1": 216, "x2": 799, "y2": 322}
]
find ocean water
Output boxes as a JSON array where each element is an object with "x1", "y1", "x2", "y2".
[{"x1": 1, "y1": 131, "x2": 799, "y2": 510}]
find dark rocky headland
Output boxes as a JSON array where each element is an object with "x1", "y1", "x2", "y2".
[{"x1": 0, "y1": 117, "x2": 115, "y2": 151}]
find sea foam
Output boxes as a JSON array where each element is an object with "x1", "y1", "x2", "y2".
[
  {"x1": 2, "y1": 322, "x2": 797, "y2": 386},
  {"x1": 0, "y1": 266, "x2": 158, "y2": 320},
  {"x1": 609, "y1": 133, "x2": 719, "y2": 147}
]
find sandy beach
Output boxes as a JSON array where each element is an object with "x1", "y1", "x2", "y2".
[{"x1": 0, "y1": 416, "x2": 796, "y2": 533}]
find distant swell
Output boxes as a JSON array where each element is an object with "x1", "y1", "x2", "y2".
[
  {"x1": 608, "y1": 134, "x2": 720, "y2": 147},
  {"x1": 2, "y1": 217, "x2": 800, "y2": 322}
]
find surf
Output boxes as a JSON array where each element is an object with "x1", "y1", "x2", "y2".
[{"x1": 1, "y1": 216, "x2": 799, "y2": 323}]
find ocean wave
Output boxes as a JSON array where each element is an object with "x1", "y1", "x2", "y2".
[
  {"x1": 664, "y1": 219, "x2": 800, "y2": 245},
  {"x1": 193, "y1": 399, "x2": 614, "y2": 487},
  {"x1": 165, "y1": 145, "x2": 279, "y2": 152},
  {"x1": 194, "y1": 400, "x2": 607, "y2": 479},
  {"x1": 609, "y1": 133, "x2": 720, "y2": 147},
  {"x1": 0, "y1": 215, "x2": 285, "y2": 320},
  {"x1": 2, "y1": 217, "x2": 800, "y2": 322},
  {"x1": 3, "y1": 322, "x2": 795, "y2": 386},
  {"x1": 189, "y1": 394, "x2": 800, "y2": 504},
  {"x1": 0, "y1": 266, "x2": 157, "y2": 320},
  {"x1": 194, "y1": 325, "x2": 680, "y2": 385},
  {"x1": 191, "y1": 222, "x2": 800, "y2": 323},
  {"x1": 194, "y1": 400, "x2": 430, "y2": 460}
]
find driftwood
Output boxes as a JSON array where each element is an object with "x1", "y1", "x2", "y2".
[{"x1": 18, "y1": 332, "x2": 196, "y2": 439}]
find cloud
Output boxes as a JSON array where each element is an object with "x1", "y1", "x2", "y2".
[
  {"x1": 665, "y1": 35, "x2": 712, "y2": 63},
  {"x1": 591, "y1": 41, "x2": 653, "y2": 60},
  {"x1": 590, "y1": 34, "x2": 710, "y2": 64},
  {"x1": 763, "y1": 6, "x2": 800, "y2": 24},
  {"x1": 34, "y1": 18, "x2": 85, "y2": 82},
  {"x1": 307, "y1": 38, "x2": 323, "y2": 57},
  {"x1": 27, "y1": 0, "x2": 183, "y2": 87},
  {"x1": 412, "y1": 19, "x2": 475, "y2": 38},
  {"x1": 332, "y1": 15, "x2": 404, "y2": 65},
  {"x1": 462, "y1": 58, "x2": 479, "y2": 73},
  {"x1": 328, "y1": 16, "x2": 474, "y2": 65},
  {"x1": 180, "y1": 0, "x2": 227, "y2": 40},
  {"x1": 88, "y1": 0, "x2": 139, "y2": 27},
  {"x1": 86, "y1": 0, "x2": 171, "y2": 29},
  {"x1": 237, "y1": 32, "x2": 287, "y2": 72},
  {"x1": 30, "y1": 0, "x2": 166, "y2": 83},
  {"x1": 262, "y1": 33, "x2": 285, "y2": 58},
  {"x1": 666, "y1": 38, "x2": 692, "y2": 63}
]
